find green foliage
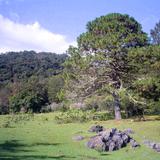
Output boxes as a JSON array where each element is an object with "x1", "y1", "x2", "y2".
[
  {"x1": 64, "y1": 13, "x2": 148, "y2": 119},
  {"x1": 0, "y1": 51, "x2": 67, "y2": 114},
  {"x1": 55, "y1": 109, "x2": 115, "y2": 124},
  {"x1": 0, "y1": 51, "x2": 67, "y2": 84},
  {"x1": 47, "y1": 75, "x2": 64, "y2": 103},
  {"x1": 0, "y1": 86, "x2": 11, "y2": 114},
  {"x1": 84, "y1": 95, "x2": 114, "y2": 111},
  {"x1": 150, "y1": 20, "x2": 160, "y2": 45},
  {"x1": 55, "y1": 109, "x2": 93, "y2": 123},
  {"x1": 92, "y1": 112, "x2": 114, "y2": 121},
  {"x1": 78, "y1": 13, "x2": 148, "y2": 53},
  {"x1": 9, "y1": 76, "x2": 48, "y2": 113},
  {"x1": 128, "y1": 45, "x2": 160, "y2": 114}
]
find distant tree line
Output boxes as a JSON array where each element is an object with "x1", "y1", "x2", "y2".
[
  {"x1": 0, "y1": 51, "x2": 67, "y2": 114},
  {"x1": 0, "y1": 51, "x2": 67, "y2": 84}
]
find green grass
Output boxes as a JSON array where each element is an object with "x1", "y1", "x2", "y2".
[{"x1": 0, "y1": 113, "x2": 160, "y2": 160}]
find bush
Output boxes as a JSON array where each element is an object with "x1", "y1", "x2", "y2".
[
  {"x1": 47, "y1": 75, "x2": 64, "y2": 103},
  {"x1": 84, "y1": 95, "x2": 114, "y2": 112},
  {"x1": 92, "y1": 112, "x2": 114, "y2": 121},
  {"x1": 55, "y1": 109, "x2": 114, "y2": 124},
  {"x1": 40, "y1": 102, "x2": 68, "y2": 112},
  {"x1": 9, "y1": 76, "x2": 48, "y2": 113},
  {"x1": 55, "y1": 109, "x2": 93, "y2": 123}
]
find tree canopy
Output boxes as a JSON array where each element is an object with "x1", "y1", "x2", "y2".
[
  {"x1": 65, "y1": 13, "x2": 148, "y2": 119},
  {"x1": 150, "y1": 20, "x2": 160, "y2": 45}
]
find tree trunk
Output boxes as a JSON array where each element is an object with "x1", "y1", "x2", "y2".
[{"x1": 113, "y1": 92, "x2": 122, "y2": 120}]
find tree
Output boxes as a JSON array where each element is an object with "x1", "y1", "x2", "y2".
[
  {"x1": 9, "y1": 76, "x2": 48, "y2": 113},
  {"x1": 65, "y1": 13, "x2": 148, "y2": 119},
  {"x1": 128, "y1": 45, "x2": 160, "y2": 114},
  {"x1": 150, "y1": 20, "x2": 160, "y2": 45},
  {"x1": 47, "y1": 75, "x2": 64, "y2": 103}
]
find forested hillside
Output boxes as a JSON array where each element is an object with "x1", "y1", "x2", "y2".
[
  {"x1": 0, "y1": 51, "x2": 67, "y2": 84},
  {"x1": 0, "y1": 51, "x2": 67, "y2": 114}
]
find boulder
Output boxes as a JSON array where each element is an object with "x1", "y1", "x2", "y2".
[
  {"x1": 87, "y1": 127, "x2": 139, "y2": 152},
  {"x1": 86, "y1": 135, "x2": 106, "y2": 151},
  {"x1": 154, "y1": 143, "x2": 160, "y2": 152},
  {"x1": 130, "y1": 139, "x2": 140, "y2": 148},
  {"x1": 144, "y1": 140, "x2": 160, "y2": 152},
  {"x1": 123, "y1": 128, "x2": 134, "y2": 134},
  {"x1": 88, "y1": 125, "x2": 104, "y2": 133},
  {"x1": 72, "y1": 135, "x2": 84, "y2": 141}
]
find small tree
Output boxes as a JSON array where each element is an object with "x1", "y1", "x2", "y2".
[
  {"x1": 9, "y1": 76, "x2": 48, "y2": 113},
  {"x1": 47, "y1": 75, "x2": 64, "y2": 103},
  {"x1": 150, "y1": 20, "x2": 160, "y2": 45},
  {"x1": 128, "y1": 45, "x2": 160, "y2": 114}
]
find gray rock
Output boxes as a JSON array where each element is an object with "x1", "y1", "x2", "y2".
[
  {"x1": 72, "y1": 135, "x2": 84, "y2": 141},
  {"x1": 109, "y1": 141, "x2": 116, "y2": 151},
  {"x1": 155, "y1": 143, "x2": 160, "y2": 152},
  {"x1": 124, "y1": 128, "x2": 134, "y2": 134},
  {"x1": 87, "y1": 135, "x2": 106, "y2": 151},
  {"x1": 88, "y1": 125, "x2": 104, "y2": 133},
  {"x1": 130, "y1": 139, "x2": 140, "y2": 148},
  {"x1": 87, "y1": 127, "x2": 139, "y2": 152},
  {"x1": 122, "y1": 133, "x2": 130, "y2": 144},
  {"x1": 144, "y1": 140, "x2": 160, "y2": 152}
]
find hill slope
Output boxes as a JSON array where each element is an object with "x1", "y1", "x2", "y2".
[{"x1": 0, "y1": 51, "x2": 67, "y2": 84}]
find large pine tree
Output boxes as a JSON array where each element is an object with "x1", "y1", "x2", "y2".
[{"x1": 65, "y1": 13, "x2": 148, "y2": 119}]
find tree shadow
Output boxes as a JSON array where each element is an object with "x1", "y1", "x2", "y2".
[
  {"x1": 0, "y1": 155, "x2": 75, "y2": 160},
  {"x1": 0, "y1": 140, "x2": 76, "y2": 160}
]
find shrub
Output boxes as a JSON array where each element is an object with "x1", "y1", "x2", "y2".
[
  {"x1": 84, "y1": 95, "x2": 114, "y2": 112},
  {"x1": 92, "y1": 112, "x2": 114, "y2": 121},
  {"x1": 0, "y1": 119, "x2": 12, "y2": 128},
  {"x1": 47, "y1": 75, "x2": 64, "y2": 103},
  {"x1": 55, "y1": 109, "x2": 93, "y2": 123},
  {"x1": 40, "y1": 102, "x2": 68, "y2": 112},
  {"x1": 55, "y1": 109, "x2": 114, "y2": 124}
]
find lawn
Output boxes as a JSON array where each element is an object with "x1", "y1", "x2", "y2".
[{"x1": 0, "y1": 113, "x2": 160, "y2": 160}]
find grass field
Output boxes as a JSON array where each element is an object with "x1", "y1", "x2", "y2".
[{"x1": 0, "y1": 113, "x2": 160, "y2": 160}]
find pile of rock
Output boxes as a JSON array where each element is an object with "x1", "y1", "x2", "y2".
[
  {"x1": 88, "y1": 125, "x2": 105, "y2": 133},
  {"x1": 87, "y1": 128, "x2": 139, "y2": 152},
  {"x1": 143, "y1": 140, "x2": 160, "y2": 152}
]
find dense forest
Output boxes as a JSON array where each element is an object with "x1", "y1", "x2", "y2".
[
  {"x1": 0, "y1": 51, "x2": 67, "y2": 114},
  {"x1": 0, "y1": 13, "x2": 160, "y2": 119},
  {"x1": 0, "y1": 51, "x2": 67, "y2": 84}
]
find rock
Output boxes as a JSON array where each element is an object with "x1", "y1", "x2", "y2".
[
  {"x1": 144, "y1": 140, "x2": 160, "y2": 152},
  {"x1": 122, "y1": 133, "x2": 130, "y2": 144},
  {"x1": 87, "y1": 135, "x2": 106, "y2": 151},
  {"x1": 109, "y1": 141, "x2": 116, "y2": 151},
  {"x1": 87, "y1": 127, "x2": 139, "y2": 152},
  {"x1": 124, "y1": 128, "x2": 134, "y2": 134},
  {"x1": 154, "y1": 143, "x2": 160, "y2": 152},
  {"x1": 88, "y1": 125, "x2": 104, "y2": 133},
  {"x1": 130, "y1": 139, "x2": 140, "y2": 148},
  {"x1": 72, "y1": 135, "x2": 84, "y2": 141}
]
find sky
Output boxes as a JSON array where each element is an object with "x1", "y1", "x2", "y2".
[{"x1": 0, "y1": 0, "x2": 160, "y2": 54}]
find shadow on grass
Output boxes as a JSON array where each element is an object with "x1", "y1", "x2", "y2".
[
  {"x1": 0, "y1": 155, "x2": 75, "y2": 160},
  {"x1": 0, "y1": 140, "x2": 76, "y2": 160}
]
